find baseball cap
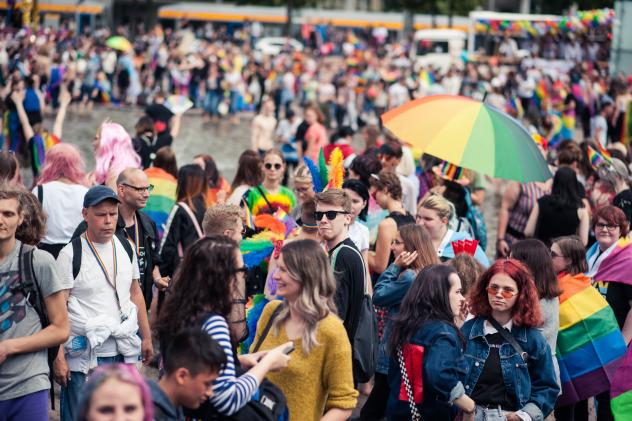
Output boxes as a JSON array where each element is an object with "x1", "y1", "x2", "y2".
[{"x1": 83, "y1": 185, "x2": 120, "y2": 208}]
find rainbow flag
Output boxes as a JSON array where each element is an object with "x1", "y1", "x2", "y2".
[
  {"x1": 556, "y1": 273, "x2": 627, "y2": 407},
  {"x1": 593, "y1": 237, "x2": 632, "y2": 288},
  {"x1": 534, "y1": 79, "x2": 548, "y2": 109},
  {"x1": 548, "y1": 114, "x2": 563, "y2": 147},
  {"x1": 587, "y1": 145, "x2": 611, "y2": 170},
  {"x1": 506, "y1": 96, "x2": 524, "y2": 119},
  {"x1": 620, "y1": 101, "x2": 631, "y2": 145},
  {"x1": 611, "y1": 345, "x2": 632, "y2": 420},
  {"x1": 438, "y1": 161, "x2": 464, "y2": 181},
  {"x1": 560, "y1": 111, "x2": 576, "y2": 141},
  {"x1": 30, "y1": 131, "x2": 60, "y2": 175},
  {"x1": 419, "y1": 69, "x2": 435, "y2": 90},
  {"x1": 144, "y1": 167, "x2": 177, "y2": 239}
]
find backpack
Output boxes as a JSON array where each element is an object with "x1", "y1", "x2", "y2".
[
  {"x1": 331, "y1": 244, "x2": 378, "y2": 384},
  {"x1": 17, "y1": 243, "x2": 57, "y2": 408},
  {"x1": 70, "y1": 233, "x2": 134, "y2": 279}
]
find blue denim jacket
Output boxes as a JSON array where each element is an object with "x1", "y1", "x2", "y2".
[
  {"x1": 385, "y1": 320, "x2": 467, "y2": 420},
  {"x1": 373, "y1": 264, "x2": 417, "y2": 374},
  {"x1": 461, "y1": 318, "x2": 560, "y2": 421}
]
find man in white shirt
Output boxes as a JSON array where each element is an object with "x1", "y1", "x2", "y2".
[{"x1": 55, "y1": 186, "x2": 152, "y2": 421}]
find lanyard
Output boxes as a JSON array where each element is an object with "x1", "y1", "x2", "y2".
[
  {"x1": 84, "y1": 232, "x2": 124, "y2": 318},
  {"x1": 125, "y1": 214, "x2": 141, "y2": 256}
]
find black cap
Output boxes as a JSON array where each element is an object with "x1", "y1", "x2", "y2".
[{"x1": 83, "y1": 185, "x2": 120, "y2": 208}]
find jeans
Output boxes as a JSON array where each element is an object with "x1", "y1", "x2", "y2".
[
  {"x1": 204, "y1": 91, "x2": 222, "y2": 116},
  {"x1": 474, "y1": 406, "x2": 511, "y2": 421},
  {"x1": 0, "y1": 389, "x2": 48, "y2": 421},
  {"x1": 60, "y1": 355, "x2": 125, "y2": 421}
]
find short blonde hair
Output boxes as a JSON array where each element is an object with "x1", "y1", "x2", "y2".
[
  {"x1": 315, "y1": 189, "x2": 352, "y2": 214},
  {"x1": 202, "y1": 204, "x2": 243, "y2": 236},
  {"x1": 418, "y1": 194, "x2": 455, "y2": 222}
]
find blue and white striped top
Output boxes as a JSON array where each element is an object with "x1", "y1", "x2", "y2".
[{"x1": 202, "y1": 315, "x2": 259, "y2": 415}]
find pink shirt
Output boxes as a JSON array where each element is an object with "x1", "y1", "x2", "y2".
[{"x1": 304, "y1": 122, "x2": 328, "y2": 161}]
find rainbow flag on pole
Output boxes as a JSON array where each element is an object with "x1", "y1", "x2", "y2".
[
  {"x1": 556, "y1": 273, "x2": 627, "y2": 407},
  {"x1": 587, "y1": 145, "x2": 612, "y2": 170},
  {"x1": 144, "y1": 167, "x2": 177, "y2": 240},
  {"x1": 611, "y1": 345, "x2": 632, "y2": 420}
]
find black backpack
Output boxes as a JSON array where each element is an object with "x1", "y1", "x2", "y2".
[
  {"x1": 70, "y1": 234, "x2": 134, "y2": 279},
  {"x1": 16, "y1": 243, "x2": 58, "y2": 408}
]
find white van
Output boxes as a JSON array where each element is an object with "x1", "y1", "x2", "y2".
[{"x1": 411, "y1": 29, "x2": 466, "y2": 71}]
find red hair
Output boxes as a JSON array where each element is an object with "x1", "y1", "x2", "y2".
[
  {"x1": 592, "y1": 205, "x2": 629, "y2": 237},
  {"x1": 468, "y1": 259, "x2": 543, "y2": 328}
]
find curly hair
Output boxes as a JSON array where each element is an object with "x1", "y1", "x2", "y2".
[
  {"x1": 370, "y1": 170, "x2": 402, "y2": 201},
  {"x1": 592, "y1": 205, "x2": 629, "y2": 237},
  {"x1": 16, "y1": 190, "x2": 47, "y2": 245},
  {"x1": 468, "y1": 259, "x2": 543, "y2": 328},
  {"x1": 154, "y1": 235, "x2": 239, "y2": 346}
]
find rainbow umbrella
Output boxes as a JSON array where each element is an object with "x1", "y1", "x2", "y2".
[
  {"x1": 381, "y1": 95, "x2": 552, "y2": 182},
  {"x1": 106, "y1": 36, "x2": 133, "y2": 52}
]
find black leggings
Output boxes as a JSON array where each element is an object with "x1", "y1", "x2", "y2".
[
  {"x1": 360, "y1": 373, "x2": 390, "y2": 421},
  {"x1": 555, "y1": 399, "x2": 588, "y2": 421}
]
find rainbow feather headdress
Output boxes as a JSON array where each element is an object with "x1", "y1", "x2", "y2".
[{"x1": 303, "y1": 147, "x2": 345, "y2": 193}]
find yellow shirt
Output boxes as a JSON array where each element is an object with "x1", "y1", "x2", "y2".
[{"x1": 251, "y1": 301, "x2": 358, "y2": 421}]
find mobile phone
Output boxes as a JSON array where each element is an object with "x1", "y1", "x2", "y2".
[{"x1": 283, "y1": 342, "x2": 295, "y2": 355}]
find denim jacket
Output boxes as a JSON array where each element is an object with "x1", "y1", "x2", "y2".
[
  {"x1": 461, "y1": 318, "x2": 560, "y2": 421},
  {"x1": 373, "y1": 264, "x2": 417, "y2": 374},
  {"x1": 386, "y1": 320, "x2": 467, "y2": 420}
]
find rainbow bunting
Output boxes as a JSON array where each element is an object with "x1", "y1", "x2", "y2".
[
  {"x1": 611, "y1": 345, "x2": 632, "y2": 420},
  {"x1": 556, "y1": 273, "x2": 627, "y2": 407},
  {"x1": 144, "y1": 167, "x2": 177, "y2": 240}
]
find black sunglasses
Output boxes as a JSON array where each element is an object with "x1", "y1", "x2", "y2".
[
  {"x1": 264, "y1": 163, "x2": 283, "y2": 170},
  {"x1": 314, "y1": 210, "x2": 349, "y2": 221}
]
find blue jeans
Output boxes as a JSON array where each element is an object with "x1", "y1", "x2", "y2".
[
  {"x1": 204, "y1": 91, "x2": 222, "y2": 116},
  {"x1": 60, "y1": 355, "x2": 125, "y2": 421},
  {"x1": 474, "y1": 406, "x2": 510, "y2": 421}
]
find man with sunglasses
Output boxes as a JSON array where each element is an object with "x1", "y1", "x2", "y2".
[
  {"x1": 315, "y1": 190, "x2": 365, "y2": 361},
  {"x1": 71, "y1": 168, "x2": 165, "y2": 309}
]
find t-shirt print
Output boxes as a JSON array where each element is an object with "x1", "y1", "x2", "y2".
[{"x1": 0, "y1": 269, "x2": 26, "y2": 334}]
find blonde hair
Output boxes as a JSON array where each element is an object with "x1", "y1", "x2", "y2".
[
  {"x1": 202, "y1": 204, "x2": 243, "y2": 236},
  {"x1": 273, "y1": 239, "x2": 337, "y2": 354},
  {"x1": 418, "y1": 194, "x2": 455, "y2": 222},
  {"x1": 293, "y1": 164, "x2": 312, "y2": 184}
]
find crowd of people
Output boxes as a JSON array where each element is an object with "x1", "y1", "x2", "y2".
[{"x1": 0, "y1": 14, "x2": 632, "y2": 421}]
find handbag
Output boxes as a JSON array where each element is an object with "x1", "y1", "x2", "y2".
[
  {"x1": 183, "y1": 305, "x2": 287, "y2": 421},
  {"x1": 397, "y1": 345, "x2": 422, "y2": 421},
  {"x1": 488, "y1": 318, "x2": 529, "y2": 363}
]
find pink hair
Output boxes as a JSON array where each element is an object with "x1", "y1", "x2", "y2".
[
  {"x1": 38, "y1": 143, "x2": 88, "y2": 186},
  {"x1": 94, "y1": 122, "x2": 141, "y2": 184}
]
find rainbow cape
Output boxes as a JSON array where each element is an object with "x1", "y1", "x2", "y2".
[
  {"x1": 29, "y1": 131, "x2": 60, "y2": 175},
  {"x1": 611, "y1": 345, "x2": 632, "y2": 420},
  {"x1": 556, "y1": 273, "x2": 627, "y2": 407},
  {"x1": 144, "y1": 167, "x2": 177, "y2": 239}
]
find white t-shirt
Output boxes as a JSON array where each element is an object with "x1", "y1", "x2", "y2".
[
  {"x1": 591, "y1": 115, "x2": 608, "y2": 148},
  {"x1": 57, "y1": 236, "x2": 140, "y2": 357},
  {"x1": 348, "y1": 221, "x2": 369, "y2": 253},
  {"x1": 33, "y1": 181, "x2": 88, "y2": 244}
]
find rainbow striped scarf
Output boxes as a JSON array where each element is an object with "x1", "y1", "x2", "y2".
[
  {"x1": 556, "y1": 273, "x2": 627, "y2": 407},
  {"x1": 611, "y1": 345, "x2": 632, "y2": 420},
  {"x1": 143, "y1": 167, "x2": 177, "y2": 239}
]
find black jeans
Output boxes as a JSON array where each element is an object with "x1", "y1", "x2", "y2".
[
  {"x1": 555, "y1": 399, "x2": 589, "y2": 421},
  {"x1": 360, "y1": 372, "x2": 389, "y2": 421}
]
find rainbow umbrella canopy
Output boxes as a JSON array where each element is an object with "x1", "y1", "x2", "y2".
[
  {"x1": 106, "y1": 36, "x2": 133, "y2": 53},
  {"x1": 381, "y1": 95, "x2": 552, "y2": 182}
]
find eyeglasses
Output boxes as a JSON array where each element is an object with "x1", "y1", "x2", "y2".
[
  {"x1": 595, "y1": 222, "x2": 618, "y2": 232},
  {"x1": 122, "y1": 183, "x2": 154, "y2": 193},
  {"x1": 550, "y1": 250, "x2": 565, "y2": 258},
  {"x1": 264, "y1": 163, "x2": 283, "y2": 170},
  {"x1": 314, "y1": 210, "x2": 349, "y2": 221},
  {"x1": 486, "y1": 284, "x2": 519, "y2": 299}
]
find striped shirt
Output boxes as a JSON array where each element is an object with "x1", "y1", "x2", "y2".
[{"x1": 202, "y1": 315, "x2": 259, "y2": 415}]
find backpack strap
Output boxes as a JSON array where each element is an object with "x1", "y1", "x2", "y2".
[
  {"x1": 177, "y1": 201, "x2": 203, "y2": 239},
  {"x1": 36, "y1": 185, "x2": 43, "y2": 204},
  {"x1": 71, "y1": 237, "x2": 82, "y2": 280},
  {"x1": 114, "y1": 230, "x2": 135, "y2": 262},
  {"x1": 331, "y1": 243, "x2": 369, "y2": 295}
]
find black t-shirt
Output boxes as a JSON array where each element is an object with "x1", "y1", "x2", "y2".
[
  {"x1": 613, "y1": 189, "x2": 632, "y2": 227},
  {"x1": 470, "y1": 332, "x2": 518, "y2": 411},
  {"x1": 125, "y1": 224, "x2": 146, "y2": 281},
  {"x1": 606, "y1": 282, "x2": 632, "y2": 329},
  {"x1": 133, "y1": 133, "x2": 172, "y2": 169},
  {"x1": 329, "y1": 238, "x2": 365, "y2": 342}
]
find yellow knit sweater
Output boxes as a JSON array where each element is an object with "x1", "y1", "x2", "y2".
[{"x1": 251, "y1": 301, "x2": 359, "y2": 421}]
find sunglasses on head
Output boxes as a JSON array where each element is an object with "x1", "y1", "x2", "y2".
[
  {"x1": 314, "y1": 210, "x2": 349, "y2": 221},
  {"x1": 264, "y1": 163, "x2": 283, "y2": 170},
  {"x1": 486, "y1": 284, "x2": 519, "y2": 299}
]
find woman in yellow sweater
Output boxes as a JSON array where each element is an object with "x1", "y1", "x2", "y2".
[{"x1": 251, "y1": 239, "x2": 359, "y2": 421}]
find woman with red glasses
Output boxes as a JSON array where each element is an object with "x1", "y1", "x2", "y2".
[
  {"x1": 462, "y1": 259, "x2": 559, "y2": 421},
  {"x1": 244, "y1": 149, "x2": 296, "y2": 217}
]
